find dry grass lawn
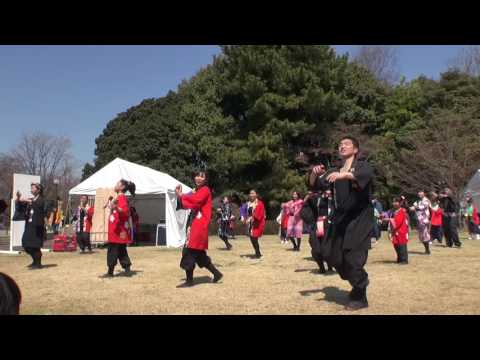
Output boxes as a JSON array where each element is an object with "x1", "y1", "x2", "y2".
[{"x1": 1, "y1": 233, "x2": 480, "y2": 315}]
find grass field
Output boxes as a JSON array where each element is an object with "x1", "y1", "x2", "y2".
[{"x1": 1, "y1": 233, "x2": 479, "y2": 315}]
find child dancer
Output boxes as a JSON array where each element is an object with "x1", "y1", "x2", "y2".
[
  {"x1": 176, "y1": 171, "x2": 223, "y2": 287},
  {"x1": 389, "y1": 197, "x2": 409, "y2": 264},
  {"x1": 102, "y1": 179, "x2": 136, "y2": 277}
]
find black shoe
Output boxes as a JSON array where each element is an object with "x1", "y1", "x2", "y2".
[
  {"x1": 345, "y1": 299, "x2": 369, "y2": 311},
  {"x1": 176, "y1": 280, "x2": 194, "y2": 288},
  {"x1": 29, "y1": 264, "x2": 43, "y2": 270},
  {"x1": 213, "y1": 272, "x2": 223, "y2": 283},
  {"x1": 348, "y1": 288, "x2": 361, "y2": 300},
  {"x1": 227, "y1": 244, "x2": 233, "y2": 250},
  {"x1": 122, "y1": 266, "x2": 132, "y2": 276},
  {"x1": 27, "y1": 263, "x2": 35, "y2": 268},
  {"x1": 399, "y1": 261, "x2": 408, "y2": 265}
]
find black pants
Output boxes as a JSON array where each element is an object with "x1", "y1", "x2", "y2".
[
  {"x1": 180, "y1": 247, "x2": 212, "y2": 271},
  {"x1": 443, "y1": 216, "x2": 461, "y2": 247},
  {"x1": 250, "y1": 236, "x2": 262, "y2": 257},
  {"x1": 336, "y1": 248, "x2": 369, "y2": 290},
  {"x1": 107, "y1": 243, "x2": 131, "y2": 269},
  {"x1": 24, "y1": 247, "x2": 42, "y2": 265},
  {"x1": 467, "y1": 220, "x2": 480, "y2": 235},
  {"x1": 430, "y1": 225, "x2": 443, "y2": 243},
  {"x1": 77, "y1": 232, "x2": 91, "y2": 251},
  {"x1": 308, "y1": 230, "x2": 332, "y2": 272},
  {"x1": 393, "y1": 244, "x2": 408, "y2": 263},
  {"x1": 372, "y1": 221, "x2": 381, "y2": 240}
]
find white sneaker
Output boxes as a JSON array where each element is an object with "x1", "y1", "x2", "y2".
[
  {"x1": 476, "y1": 235, "x2": 480, "y2": 240},
  {"x1": 468, "y1": 236, "x2": 473, "y2": 240}
]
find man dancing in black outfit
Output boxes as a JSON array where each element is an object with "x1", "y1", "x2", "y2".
[
  {"x1": 311, "y1": 136, "x2": 374, "y2": 311},
  {"x1": 439, "y1": 188, "x2": 462, "y2": 248}
]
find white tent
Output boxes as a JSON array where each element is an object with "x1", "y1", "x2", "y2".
[
  {"x1": 69, "y1": 158, "x2": 191, "y2": 247},
  {"x1": 465, "y1": 169, "x2": 480, "y2": 208}
]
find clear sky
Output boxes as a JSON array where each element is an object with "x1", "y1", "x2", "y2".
[{"x1": 0, "y1": 45, "x2": 467, "y2": 167}]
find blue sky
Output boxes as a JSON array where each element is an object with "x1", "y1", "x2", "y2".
[{"x1": 0, "y1": 45, "x2": 467, "y2": 168}]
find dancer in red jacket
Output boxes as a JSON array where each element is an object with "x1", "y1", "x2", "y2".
[
  {"x1": 389, "y1": 197, "x2": 409, "y2": 264},
  {"x1": 247, "y1": 189, "x2": 266, "y2": 258},
  {"x1": 102, "y1": 179, "x2": 136, "y2": 278},
  {"x1": 176, "y1": 171, "x2": 223, "y2": 287}
]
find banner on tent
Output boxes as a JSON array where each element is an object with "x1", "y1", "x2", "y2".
[{"x1": 90, "y1": 188, "x2": 115, "y2": 243}]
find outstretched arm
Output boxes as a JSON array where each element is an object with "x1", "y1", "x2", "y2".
[{"x1": 179, "y1": 188, "x2": 209, "y2": 211}]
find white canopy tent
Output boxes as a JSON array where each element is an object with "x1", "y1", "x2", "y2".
[
  {"x1": 69, "y1": 158, "x2": 191, "y2": 247},
  {"x1": 464, "y1": 169, "x2": 480, "y2": 208}
]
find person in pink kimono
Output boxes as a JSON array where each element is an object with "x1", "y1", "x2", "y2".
[
  {"x1": 410, "y1": 190, "x2": 432, "y2": 254},
  {"x1": 284, "y1": 191, "x2": 304, "y2": 251}
]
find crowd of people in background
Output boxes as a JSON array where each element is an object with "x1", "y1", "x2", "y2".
[{"x1": 2, "y1": 132, "x2": 479, "y2": 314}]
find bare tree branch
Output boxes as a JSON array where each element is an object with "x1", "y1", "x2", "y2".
[
  {"x1": 354, "y1": 46, "x2": 400, "y2": 85},
  {"x1": 448, "y1": 46, "x2": 480, "y2": 77}
]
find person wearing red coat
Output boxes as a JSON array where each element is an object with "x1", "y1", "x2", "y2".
[
  {"x1": 103, "y1": 179, "x2": 136, "y2": 278},
  {"x1": 389, "y1": 197, "x2": 409, "y2": 264},
  {"x1": 429, "y1": 192, "x2": 443, "y2": 244},
  {"x1": 247, "y1": 189, "x2": 265, "y2": 258},
  {"x1": 176, "y1": 171, "x2": 223, "y2": 287}
]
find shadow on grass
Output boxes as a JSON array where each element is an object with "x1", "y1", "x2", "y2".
[
  {"x1": 177, "y1": 276, "x2": 213, "y2": 287},
  {"x1": 320, "y1": 287, "x2": 350, "y2": 305},
  {"x1": 217, "y1": 247, "x2": 233, "y2": 251},
  {"x1": 303, "y1": 257, "x2": 314, "y2": 261},
  {"x1": 240, "y1": 254, "x2": 260, "y2": 259},
  {"x1": 116, "y1": 270, "x2": 143, "y2": 278},
  {"x1": 296, "y1": 268, "x2": 336, "y2": 276},
  {"x1": 408, "y1": 251, "x2": 428, "y2": 255},
  {"x1": 299, "y1": 288, "x2": 324, "y2": 296},
  {"x1": 29, "y1": 264, "x2": 58, "y2": 270},
  {"x1": 373, "y1": 260, "x2": 398, "y2": 264},
  {"x1": 295, "y1": 268, "x2": 312, "y2": 273},
  {"x1": 300, "y1": 287, "x2": 350, "y2": 306}
]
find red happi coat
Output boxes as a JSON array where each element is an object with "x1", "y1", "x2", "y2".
[
  {"x1": 180, "y1": 186, "x2": 212, "y2": 250},
  {"x1": 473, "y1": 205, "x2": 480, "y2": 225},
  {"x1": 390, "y1": 207, "x2": 409, "y2": 245},
  {"x1": 108, "y1": 193, "x2": 132, "y2": 244},
  {"x1": 250, "y1": 200, "x2": 266, "y2": 238},
  {"x1": 430, "y1": 205, "x2": 443, "y2": 226},
  {"x1": 281, "y1": 208, "x2": 289, "y2": 230},
  {"x1": 85, "y1": 206, "x2": 94, "y2": 233}
]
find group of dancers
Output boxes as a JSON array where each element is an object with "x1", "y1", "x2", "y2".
[
  {"x1": 173, "y1": 135, "x2": 374, "y2": 311},
  {"x1": 13, "y1": 134, "x2": 379, "y2": 311},
  {"x1": 15, "y1": 179, "x2": 138, "y2": 276},
  {"x1": 387, "y1": 188, "x2": 465, "y2": 264}
]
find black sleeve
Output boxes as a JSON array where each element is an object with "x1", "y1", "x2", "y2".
[
  {"x1": 12, "y1": 201, "x2": 27, "y2": 221},
  {"x1": 34, "y1": 198, "x2": 46, "y2": 216},
  {"x1": 352, "y1": 161, "x2": 373, "y2": 190},
  {"x1": 315, "y1": 169, "x2": 336, "y2": 192}
]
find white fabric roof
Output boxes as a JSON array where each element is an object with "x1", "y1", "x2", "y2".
[{"x1": 69, "y1": 158, "x2": 192, "y2": 196}]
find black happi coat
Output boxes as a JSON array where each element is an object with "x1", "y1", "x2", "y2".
[
  {"x1": 320, "y1": 159, "x2": 375, "y2": 266},
  {"x1": 301, "y1": 193, "x2": 331, "y2": 231},
  {"x1": 20, "y1": 197, "x2": 46, "y2": 249}
]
